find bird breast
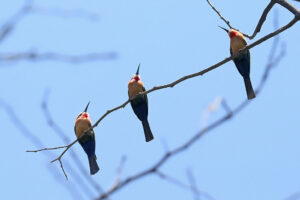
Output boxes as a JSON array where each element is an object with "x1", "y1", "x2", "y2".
[
  {"x1": 230, "y1": 36, "x2": 246, "y2": 54},
  {"x1": 75, "y1": 118, "x2": 92, "y2": 138},
  {"x1": 128, "y1": 81, "x2": 144, "y2": 98}
]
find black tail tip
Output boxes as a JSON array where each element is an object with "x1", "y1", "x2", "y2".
[
  {"x1": 247, "y1": 93, "x2": 256, "y2": 100},
  {"x1": 89, "y1": 155, "x2": 100, "y2": 175},
  {"x1": 142, "y1": 120, "x2": 154, "y2": 142},
  {"x1": 244, "y1": 77, "x2": 256, "y2": 100},
  {"x1": 145, "y1": 135, "x2": 154, "y2": 142}
]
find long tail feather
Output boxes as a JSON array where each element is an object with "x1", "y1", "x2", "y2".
[
  {"x1": 142, "y1": 120, "x2": 154, "y2": 142},
  {"x1": 243, "y1": 77, "x2": 256, "y2": 100},
  {"x1": 88, "y1": 155, "x2": 99, "y2": 175}
]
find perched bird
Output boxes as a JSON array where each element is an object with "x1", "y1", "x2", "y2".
[
  {"x1": 74, "y1": 102, "x2": 99, "y2": 175},
  {"x1": 128, "y1": 64, "x2": 154, "y2": 142},
  {"x1": 219, "y1": 26, "x2": 256, "y2": 100}
]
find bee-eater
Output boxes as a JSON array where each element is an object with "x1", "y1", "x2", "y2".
[
  {"x1": 219, "y1": 26, "x2": 256, "y2": 100},
  {"x1": 128, "y1": 64, "x2": 154, "y2": 142},
  {"x1": 74, "y1": 102, "x2": 99, "y2": 175}
]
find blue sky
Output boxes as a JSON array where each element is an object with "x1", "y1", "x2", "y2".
[{"x1": 0, "y1": 0, "x2": 300, "y2": 200}]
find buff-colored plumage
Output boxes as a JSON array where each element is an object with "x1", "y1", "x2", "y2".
[
  {"x1": 230, "y1": 30, "x2": 247, "y2": 54},
  {"x1": 75, "y1": 117, "x2": 92, "y2": 138},
  {"x1": 128, "y1": 76, "x2": 144, "y2": 98}
]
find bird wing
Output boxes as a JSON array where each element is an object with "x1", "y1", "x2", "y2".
[
  {"x1": 142, "y1": 86, "x2": 148, "y2": 110},
  {"x1": 241, "y1": 38, "x2": 251, "y2": 67},
  {"x1": 87, "y1": 120, "x2": 95, "y2": 140},
  {"x1": 230, "y1": 47, "x2": 239, "y2": 66}
]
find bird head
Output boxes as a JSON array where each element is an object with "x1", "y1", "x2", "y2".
[
  {"x1": 219, "y1": 26, "x2": 240, "y2": 39},
  {"x1": 76, "y1": 102, "x2": 90, "y2": 119},
  {"x1": 130, "y1": 63, "x2": 141, "y2": 82}
]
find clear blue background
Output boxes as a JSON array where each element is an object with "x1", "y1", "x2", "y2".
[{"x1": 0, "y1": 0, "x2": 299, "y2": 199}]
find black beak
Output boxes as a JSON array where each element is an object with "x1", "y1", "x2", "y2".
[
  {"x1": 136, "y1": 63, "x2": 140, "y2": 75},
  {"x1": 83, "y1": 101, "x2": 90, "y2": 112},
  {"x1": 218, "y1": 26, "x2": 229, "y2": 33}
]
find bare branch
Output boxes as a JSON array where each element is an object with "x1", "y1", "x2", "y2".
[
  {"x1": 186, "y1": 169, "x2": 200, "y2": 200},
  {"x1": 0, "y1": 51, "x2": 117, "y2": 64},
  {"x1": 0, "y1": 1, "x2": 32, "y2": 43},
  {"x1": 50, "y1": 139, "x2": 79, "y2": 163},
  {"x1": 0, "y1": 1, "x2": 102, "y2": 44},
  {"x1": 96, "y1": 20, "x2": 286, "y2": 200},
  {"x1": 206, "y1": 0, "x2": 233, "y2": 29},
  {"x1": 156, "y1": 170, "x2": 216, "y2": 200},
  {"x1": 0, "y1": 1, "x2": 116, "y2": 66},
  {"x1": 59, "y1": 159, "x2": 68, "y2": 180},
  {"x1": 285, "y1": 191, "x2": 300, "y2": 200},
  {"x1": 26, "y1": 145, "x2": 68, "y2": 152},
  {"x1": 110, "y1": 156, "x2": 127, "y2": 190},
  {"x1": 27, "y1": 0, "x2": 297, "y2": 183},
  {"x1": 221, "y1": 98, "x2": 232, "y2": 116},
  {"x1": 207, "y1": 0, "x2": 300, "y2": 39},
  {"x1": 27, "y1": 15, "x2": 297, "y2": 175}
]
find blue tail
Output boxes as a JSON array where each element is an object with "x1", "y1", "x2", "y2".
[
  {"x1": 88, "y1": 155, "x2": 99, "y2": 175},
  {"x1": 142, "y1": 120, "x2": 154, "y2": 142}
]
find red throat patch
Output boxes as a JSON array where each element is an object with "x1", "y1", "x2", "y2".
[
  {"x1": 134, "y1": 76, "x2": 140, "y2": 81},
  {"x1": 229, "y1": 31, "x2": 237, "y2": 39},
  {"x1": 82, "y1": 113, "x2": 89, "y2": 118}
]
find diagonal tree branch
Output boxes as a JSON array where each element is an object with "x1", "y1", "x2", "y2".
[
  {"x1": 27, "y1": 0, "x2": 297, "y2": 182},
  {"x1": 96, "y1": 26, "x2": 286, "y2": 200},
  {"x1": 155, "y1": 170, "x2": 216, "y2": 200},
  {"x1": 0, "y1": 1, "x2": 32, "y2": 43}
]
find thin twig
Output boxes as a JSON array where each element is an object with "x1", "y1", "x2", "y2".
[
  {"x1": 207, "y1": 0, "x2": 300, "y2": 39},
  {"x1": 221, "y1": 98, "x2": 232, "y2": 115},
  {"x1": 0, "y1": 1, "x2": 32, "y2": 43},
  {"x1": 206, "y1": 0, "x2": 233, "y2": 29},
  {"x1": 59, "y1": 159, "x2": 68, "y2": 180},
  {"x1": 51, "y1": 139, "x2": 79, "y2": 163},
  {"x1": 186, "y1": 169, "x2": 200, "y2": 200},
  {"x1": 110, "y1": 156, "x2": 127, "y2": 190},
  {"x1": 26, "y1": 146, "x2": 68, "y2": 152},
  {"x1": 156, "y1": 170, "x2": 216, "y2": 200}
]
